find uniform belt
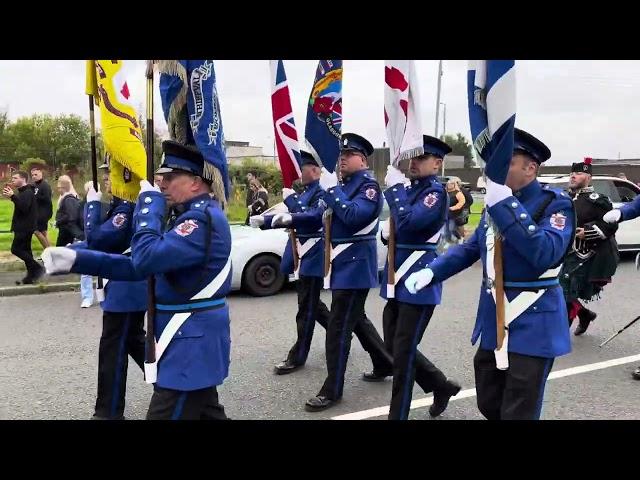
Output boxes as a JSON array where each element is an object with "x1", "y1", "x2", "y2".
[
  {"x1": 396, "y1": 243, "x2": 438, "y2": 251},
  {"x1": 296, "y1": 232, "x2": 322, "y2": 239},
  {"x1": 332, "y1": 235, "x2": 377, "y2": 244},
  {"x1": 483, "y1": 277, "x2": 559, "y2": 289},
  {"x1": 155, "y1": 297, "x2": 226, "y2": 312}
]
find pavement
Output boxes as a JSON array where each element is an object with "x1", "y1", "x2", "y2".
[{"x1": 1, "y1": 256, "x2": 639, "y2": 420}]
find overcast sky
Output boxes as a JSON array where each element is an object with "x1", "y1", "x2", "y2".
[{"x1": 2, "y1": 60, "x2": 640, "y2": 165}]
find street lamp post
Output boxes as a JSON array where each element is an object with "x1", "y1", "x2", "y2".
[
  {"x1": 440, "y1": 102, "x2": 447, "y2": 176},
  {"x1": 434, "y1": 60, "x2": 443, "y2": 137}
]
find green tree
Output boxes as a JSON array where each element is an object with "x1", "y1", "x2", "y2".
[
  {"x1": 441, "y1": 133, "x2": 475, "y2": 168},
  {"x1": 19, "y1": 157, "x2": 47, "y2": 171},
  {"x1": 3, "y1": 114, "x2": 90, "y2": 171},
  {"x1": 0, "y1": 109, "x2": 15, "y2": 163},
  {"x1": 0, "y1": 109, "x2": 8, "y2": 134}
]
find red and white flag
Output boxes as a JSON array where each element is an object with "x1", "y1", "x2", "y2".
[
  {"x1": 270, "y1": 60, "x2": 301, "y2": 187},
  {"x1": 384, "y1": 60, "x2": 424, "y2": 164}
]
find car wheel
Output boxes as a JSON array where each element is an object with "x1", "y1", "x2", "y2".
[
  {"x1": 242, "y1": 254, "x2": 285, "y2": 296},
  {"x1": 480, "y1": 188, "x2": 486, "y2": 194}
]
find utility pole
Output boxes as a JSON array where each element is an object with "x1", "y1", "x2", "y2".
[{"x1": 434, "y1": 60, "x2": 443, "y2": 137}]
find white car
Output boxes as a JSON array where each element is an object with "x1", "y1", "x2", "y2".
[
  {"x1": 230, "y1": 201, "x2": 390, "y2": 296},
  {"x1": 539, "y1": 174, "x2": 640, "y2": 251}
]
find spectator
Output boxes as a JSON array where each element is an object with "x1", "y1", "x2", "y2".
[
  {"x1": 618, "y1": 172, "x2": 628, "y2": 180},
  {"x1": 78, "y1": 181, "x2": 95, "y2": 308},
  {"x1": 245, "y1": 171, "x2": 257, "y2": 208},
  {"x1": 446, "y1": 180, "x2": 468, "y2": 242},
  {"x1": 55, "y1": 175, "x2": 83, "y2": 247},
  {"x1": 30, "y1": 166, "x2": 53, "y2": 249},
  {"x1": 2, "y1": 171, "x2": 44, "y2": 284},
  {"x1": 248, "y1": 178, "x2": 270, "y2": 219}
]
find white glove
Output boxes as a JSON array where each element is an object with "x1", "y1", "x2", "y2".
[
  {"x1": 139, "y1": 179, "x2": 160, "y2": 195},
  {"x1": 485, "y1": 178, "x2": 513, "y2": 208},
  {"x1": 249, "y1": 215, "x2": 265, "y2": 228},
  {"x1": 42, "y1": 247, "x2": 77, "y2": 275},
  {"x1": 319, "y1": 168, "x2": 338, "y2": 191},
  {"x1": 282, "y1": 188, "x2": 296, "y2": 200},
  {"x1": 381, "y1": 221, "x2": 390, "y2": 240},
  {"x1": 271, "y1": 213, "x2": 293, "y2": 228},
  {"x1": 603, "y1": 209, "x2": 621, "y2": 224},
  {"x1": 404, "y1": 268, "x2": 434, "y2": 294},
  {"x1": 86, "y1": 184, "x2": 102, "y2": 203},
  {"x1": 385, "y1": 165, "x2": 409, "y2": 188}
]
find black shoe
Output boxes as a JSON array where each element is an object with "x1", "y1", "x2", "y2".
[
  {"x1": 31, "y1": 267, "x2": 45, "y2": 283},
  {"x1": 274, "y1": 359, "x2": 303, "y2": 375},
  {"x1": 91, "y1": 414, "x2": 126, "y2": 420},
  {"x1": 632, "y1": 366, "x2": 640, "y2": 381},
  {"x1": 361, "y1": 370, "x2": 391, "y2": 382},
  {"x1": 20, "y1": 276, "x2": 34, "y2": 285},
  {"x1": 429, "y1": 380, "x2": 462, "y2": 418},
  {"x1": 575, "y1": 309, "x2": 597, "y2": 336},
  {"x1": 305, "y1": 395, "x2": 339, "y2": 412}
]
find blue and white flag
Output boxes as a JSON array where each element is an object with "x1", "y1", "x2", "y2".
[
  {"x1": 304, "y1": 60, "x2": 342, "y2": 173},
  {"x1": 467, "y1": 60, "x2": 516, "y2": 185},
  {"x1": 158, "y1": 60, "x2": 229, "y2": 199}
]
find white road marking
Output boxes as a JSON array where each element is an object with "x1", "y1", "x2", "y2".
[{"x1": 331, "y1": 353, "x2": 640, "y2": 420}]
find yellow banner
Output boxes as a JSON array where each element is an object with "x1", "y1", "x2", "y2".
[
  {"x1": 90, "y1": 60, "x2": 146, "y2": 201},
  {"x1": 85, "y1": 60, "x2": 98, "y2": 98}
]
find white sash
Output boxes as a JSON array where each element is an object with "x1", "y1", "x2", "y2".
[
  {"x1": 323, "y1": 218, "x2": 379, "y2": 289},
  {"x1": 387, "y1": 231, "x2": 441, "y2": 298},
  {"x1": 144, "y1": 258, "x2": 232, "y2": 384},
  {"x1": 292, "y1": 235, "x2": 321, "y2": 280},
  {"x1": 485, "y1": 223, "x2": 562, "y2": 370}
]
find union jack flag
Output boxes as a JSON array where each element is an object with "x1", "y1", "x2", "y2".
[{"x1": 270, "y1": 60, "x2": 301, "y2": 188}]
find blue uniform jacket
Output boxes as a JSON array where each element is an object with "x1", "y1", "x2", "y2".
[
  {"x1": 380, "y1": 175, "x2": 447, "y2": 305},
  {"x1": 72, "y1": 197, "x2": 147, "y2": 313},
  {"x1": 620, "y1": 194, "x2": 640, "y2": 221},
  {"x1": 262, "y1": 180, "x2": 325, "y2": 277},
  {"x1": 130, "y1": 191, "x2": 233, "y2": 391},
  {"x1": 427, "y1": 180, "x2": 575, "y2": 358},
  {"x1": 322, "y1": 169, "x2": 382, "y2": 290}
]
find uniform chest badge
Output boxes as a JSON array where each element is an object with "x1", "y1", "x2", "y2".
[
  {"x1": 365, "y1": 187, "x2": 377, "y2": 200},
  {"x1": 550, "y1": 212, "x2": 567, "y2": 231},
  {"x1": 589, "y1": 193, "x2": 599, "y2": 200},
  {"x1": 112, "y1": 213, "x2": 127, "y2": 228},
  {"x1": 174, "y1": 219, "x2": 199, "y2": 237},
  {"x1": 423, "y1": 192, "x2": 438, "y2": 208}
]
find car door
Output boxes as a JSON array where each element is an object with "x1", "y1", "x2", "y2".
[{"x1": 606, "y1": 179, "x2": 640, "y2": 250}]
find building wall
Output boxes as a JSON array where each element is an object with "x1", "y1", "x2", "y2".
[{"x1": 226, "y1": 144, "x2": 278, "y2": 167}]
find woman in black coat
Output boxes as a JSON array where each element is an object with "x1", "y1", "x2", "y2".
[
  {"x1": 248, "y1": 178, "x2": 270, "y2": 216},
  {"x1": 55, "y1": 175, "x2": 84, "y2": 246}
]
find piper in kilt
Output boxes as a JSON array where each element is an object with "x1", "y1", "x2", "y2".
[{"x1": 560, "y1": 158, "x2": 619, "y2": 336}]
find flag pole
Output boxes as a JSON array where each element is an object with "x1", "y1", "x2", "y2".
[
  {"x1": 88, "y1": 96, "x2": 98, "y2": 191},
  {"x1": 144, "y1": 60, "x2": 157, "y2": 376}
]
